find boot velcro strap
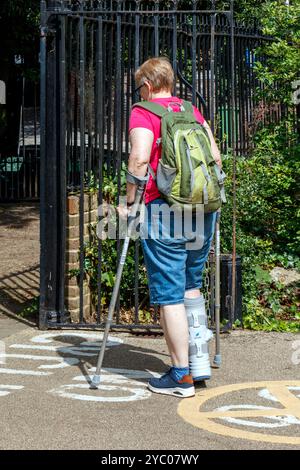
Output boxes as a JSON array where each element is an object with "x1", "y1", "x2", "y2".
[
  {"x1": 187, "y1": 313, "x2": 207, "y2": 328},
  {"x1": 189, "y1": 342, "x2": 208, "y2": 356}
]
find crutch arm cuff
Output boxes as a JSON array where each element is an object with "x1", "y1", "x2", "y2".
[{"x1": 126, "y1": 170, "x2": 149, "y2": 186}]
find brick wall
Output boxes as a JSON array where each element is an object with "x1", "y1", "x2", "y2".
[{"x1": 65, "y1": 193, "x2": 98, "y2": 322}]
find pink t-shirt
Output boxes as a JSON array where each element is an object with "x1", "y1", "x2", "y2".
[{"x1": 129, "y1": 96, "x2": 205, "y2": 204}]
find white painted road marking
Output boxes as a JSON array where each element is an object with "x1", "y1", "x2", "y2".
[
  {"x1": 0, "y1": 385, "x2": 24, "y2": 397},
  {"x1": 0, "y1": 333, "x2": 152, "y2": 403},
  {"x1": 0, "y1": 354, "x2": 79, "y2": 369},
  {"x1": 30, "y1": 332, "x2": 123, "y2": 348},
  {"x1": 49, "y1": 367, "x2": 157, "y2": 402},
  {"x1": 178, "y1": 381, "x2": 300, "y2": 446},
  {"x1": 10, "y1": 344, "x2": 100, "y2": 357},
  {"x1": 0, "y1": 368, "x2": 51, "y2": 376},
  {"x1": 0, "y1": 341, "x2": 5, "y2": 364},
  {"x1": 213, "y1": 387, "x2": 300, "y2": 429},
  {"x1": 0, "y1": 332, "x2": 124, "y2": 383},
  {"x1": 49, "y1": 382, "x2": 151, "y2": 402},
  {"x1": 259, "y1": 387, "x2": 300, "y2": 402},
  {"x1": 216, "y1": 404, "x2": 300, "y2": 428}
]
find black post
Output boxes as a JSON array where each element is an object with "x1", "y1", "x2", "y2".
[
  {"x1": 96, "y1": 11, "x2": 104, "y2": 325},
  {"x1": 39, "y1": 1, "x2": 60, "y2": 328},
  {"x1": 154, "y1": 1, "x2": 159, "y2": 57},
  {"x1": 171, "y1": 0, "x2": 178, "y2": 95},
  {"x1": 220, "y1": 255, "x2": 243, "y2": 324},
  {"x1": 39, "y1": 0, "x2": 48, "y2": 329},
  {"x1": 191, "y1": 0, "x2": 197, "y2": 105},
  {"x1": 115, "y1": 6, "x2": 122, "y2": 323},
  {"x1": 230, "y1": 0, "x2": 237, "y2": 329},
  {"x1": 57, "y1": 11, "x2": 67, "y2": 322},
  {"x1": 79, "y1": 13, "x2": 86, "y2": 323},
  {"x1": 134, "y1": 0, "x2": 140, "y2": 92}
]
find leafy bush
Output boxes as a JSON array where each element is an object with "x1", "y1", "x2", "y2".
[
  {"x1": 221, "y1": 115, "x2": 300, "y2": 330},
  {"x1": 218, "y1": 0, "x2": 300, "y2": 331},
  {"x1": 83, "y1": 232, "x2": 149, "y2": 310},
  {"x1": 69, "y1": 165, "x2": 149, "y2": 313}
]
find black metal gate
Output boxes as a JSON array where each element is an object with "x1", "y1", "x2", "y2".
[
  {"x1": 39, "y1": 0, "x2": 276, "y2": 330},
  {"x1": 0, "y1": 78, "x2": 41, "y2": 202}
]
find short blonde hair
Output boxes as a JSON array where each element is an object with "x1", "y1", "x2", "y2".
[{"x1": 135, "y1": 57, "x2": 175, "y2": 93}]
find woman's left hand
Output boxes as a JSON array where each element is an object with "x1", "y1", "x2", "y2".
[{"x1": 117, "y1": 204, "x2": 131, "y2": 220}]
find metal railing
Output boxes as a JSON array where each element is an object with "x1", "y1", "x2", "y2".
[
  {"x1": 0, "y1": 77, "x2": 40, "y2": 202},
  {"x1": 39, "y1": 0, "x2": 281, "y2": 329}
]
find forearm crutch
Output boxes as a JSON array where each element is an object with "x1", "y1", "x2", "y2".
[
  {"x1": 213, "y1": 209, "x2": 221, "y2": 367},
  {"x1": 91, "y1": 172, "x2": 148, "y2": 389}
]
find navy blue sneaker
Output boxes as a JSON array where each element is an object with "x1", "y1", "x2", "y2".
[{"x1": 148, "y1": 368, "x2": 195, "y2": 398}]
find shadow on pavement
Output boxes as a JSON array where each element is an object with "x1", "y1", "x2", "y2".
[
  {"x1": 0, "y1": 264, "x2": 39, "y2": 326},
  {"x1": 52, "y1": 332, "x2": 171, "y2": 387},
  {"x1": 0, "y1": 203, "x2": 39, "y2": 230}
]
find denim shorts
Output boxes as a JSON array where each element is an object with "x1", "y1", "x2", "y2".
[{"x1": 140, "y1": 198, "x2": 217, "y2": 306}]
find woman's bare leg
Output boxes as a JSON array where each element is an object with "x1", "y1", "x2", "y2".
[{"x1": 160, "y1": 304, "x2": 189, "y2": 367}]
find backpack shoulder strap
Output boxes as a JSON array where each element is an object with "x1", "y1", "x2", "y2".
[
  {"x1": 132, "y1": 101, "x2": 168, "y2": 118},
  {"x1": 182, "y1": 100, "x2": 194, "y2": 114}
]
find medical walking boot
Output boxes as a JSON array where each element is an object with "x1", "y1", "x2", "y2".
[{"x1": 184, "y1": 295, "x2": 213, "y2": 382}]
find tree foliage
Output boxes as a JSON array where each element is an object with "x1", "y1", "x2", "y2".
[
  {"x1": 254, "y1": 0, "x2": 300, "y2": 105},
  {"x1": 220, "y1": 0, "x2": 300, "y2": 331},
  {"x1": 0, "y1": 0, "x2": 40, "y2": 79}
]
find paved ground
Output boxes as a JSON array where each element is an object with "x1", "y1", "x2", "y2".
[
  {"x1": 0, "y1": 322, "x2": 299, "y2": 450},
  {"x1": 1, "y1": 203, "x2": 300, "y2": 450},
  {"x1": 0, "y1": 203, "x2": 39, "y2": 323}
]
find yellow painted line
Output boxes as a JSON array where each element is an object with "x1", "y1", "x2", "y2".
[
  {"x1": 178, "y1": 381, "x2": 300, "y2": 446},
  {"x1": 265, "y1": 383, "x2": 300, "y2": 418},
  {"x1": 194, "y1": 409, "x2": 293, "y2": 419}
]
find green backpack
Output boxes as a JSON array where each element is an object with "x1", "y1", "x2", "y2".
[{"x1": 133, "y1": 100, "x2": 226, "y2": 213}]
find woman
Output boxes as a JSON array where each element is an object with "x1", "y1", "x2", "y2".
[{"x1": 123, "y1": 57, "x2": 222, "y2": 398}]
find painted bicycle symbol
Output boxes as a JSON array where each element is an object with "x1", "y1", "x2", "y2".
[
  {"x1": 0, "y1": 332, "x2": 157, "y2": 403},
  {"x1": 178, "y1": 381, "x2": 300, "y2": 446}
]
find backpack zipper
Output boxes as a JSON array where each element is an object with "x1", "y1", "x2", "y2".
[{"x1": 184, "y1": 138, "x2": 195, "y2": 197}]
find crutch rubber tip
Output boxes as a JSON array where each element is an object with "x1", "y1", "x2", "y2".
[
  {"x1": 90, "y1": 375, "x2": 101, "y2": 389},
  {"x1": 213, "y1": 355, "x2": 221, "y2": 367}
]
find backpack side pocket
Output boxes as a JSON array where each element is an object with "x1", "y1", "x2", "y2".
[{"x1": 156, "y1": 160, "x2": 177, "y2": 196}]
